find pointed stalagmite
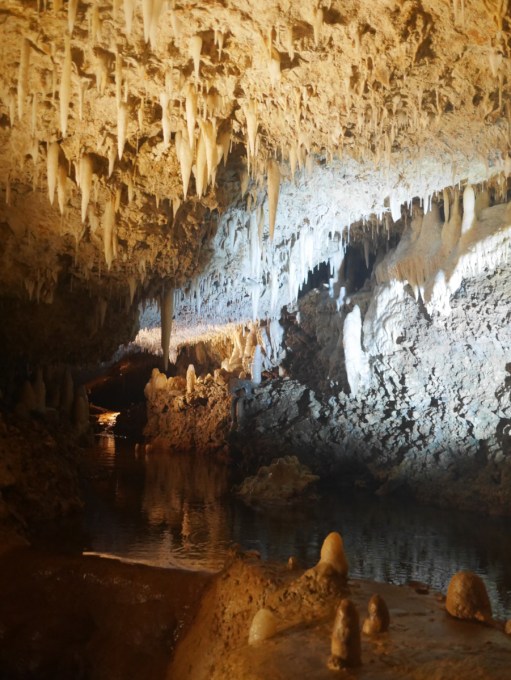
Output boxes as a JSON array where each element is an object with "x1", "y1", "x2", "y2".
[{"x1": 267, "y1": 159, "x2": 280, "y2": 241}]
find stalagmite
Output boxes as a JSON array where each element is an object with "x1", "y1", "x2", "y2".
[
  {"x1": 59, "y1": 37, "x2": 72, "y2": 138},
  {"x1": 189, "y1": 35, "x2": 203, "y2": 80},
  {"x1": 80, "y1": 155, "x2": 93, "y2": 224},
  {"x1": 17, "y1": 39, "x2": 30, "y2": 121},
  {"x1": 461, "y1": 184, "x2": 475, "y2": 235},
  {"x1": 186, "y1": 363, "x2": 196, "y2": 394},
  {"x1": 267, "y1": 159, "x2": 280, "y2": 241},
  {"x1": 248, "y1": 609, "x2": 277, "y2": 645},
  {"x1": 117, "y1": 103, "x2": 128, "y2": 159},
  {"x1": 161, "y1": 286, "x2": 174, "y2": 372},
  {"x1": 47, "y1": 142, "x2": 59, "y2": 206},
  {"x1": 329, "y1": 599, "x2": 361, "y2": 669}
]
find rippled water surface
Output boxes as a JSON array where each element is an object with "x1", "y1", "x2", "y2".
[{"x1": 83, "y1": 430, "x2": 511, "y2": 618}]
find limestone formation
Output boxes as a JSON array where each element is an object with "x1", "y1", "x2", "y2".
[
  {"x1": 248, "y1": 608, "x2": 277, "y2": 646},
  {"x1": 328, "y1": 598, "x2": 361, "y2": 669},
  {"x1": 362, "y1": 594, "x2": 390, "y2": 635},
  {"x1": 236, "y1": 456, "x2": 319, "y2": 505},
  {"x1": 316, "y1": 532, "x2": 349, "y2": 580},
  {"x1": 445, "y1": 571, "x2": 493, "y2": 624}
]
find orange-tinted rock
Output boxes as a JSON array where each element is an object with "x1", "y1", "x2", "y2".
[
  {"x1": 445, "y1": 571, "x2": 492, "y2": 623},
  {"x1": 362, "y1": 593, "x2": 390, "y2": 634},
  {"x1": 328, "y1": 598, "x2": 361, "y2": 669}
]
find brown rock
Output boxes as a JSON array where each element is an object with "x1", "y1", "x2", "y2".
[
  {"x1": 362, "y1": 593, "x2": 390, "y2": 634},
  {"x1": 328, "y1": 598, "x2": 361, "y2": 669},
  {"x1": 445, "y1": 571, "x2": 492, "y2": 623}
]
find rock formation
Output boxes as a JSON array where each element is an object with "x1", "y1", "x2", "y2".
[{"x1": 0, "y1": 0, "x2": 509, "y2": 518}]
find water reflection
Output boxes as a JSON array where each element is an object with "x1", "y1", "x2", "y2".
[{"x1": 84, "y1": 434, "x2": 511, "y2": 618}]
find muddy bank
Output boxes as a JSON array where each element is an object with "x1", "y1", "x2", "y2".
[
  {"x1": 170, "y1": 556, "x2": 511, "y2": 680},
  {"x1": 0, "y1": 549, "x2": 212, "y2": 680}
]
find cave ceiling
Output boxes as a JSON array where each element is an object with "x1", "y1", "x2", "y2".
[{"x1": 0, "y1": 0, "x2": 509, "y2": 333}]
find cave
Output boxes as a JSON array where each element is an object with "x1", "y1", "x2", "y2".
[{"x1": 0, "y1": 0, "x2": 511, "y2": 678}]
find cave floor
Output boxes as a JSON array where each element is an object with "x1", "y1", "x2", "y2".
[{"x1": 0, "y1": 547, "x2": 510, "y2": 679}]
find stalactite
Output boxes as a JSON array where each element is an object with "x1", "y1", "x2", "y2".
[
  {"x1": 47, "y1": 142, "x2": 59, "y2": 206},
  {"x1": 161, "y1": 286, "x2": 174, "y2": 372},
  {"x1": 185, "y1": 85, "x2": 197, "y2": 149},
  {"x1": 59, "y1": 37, "x2": 72, "y2": 138},
  {"x1": 123, "y1": 0, "x2": 135, "y2": 36},
  {"x1": 103, "y1": 196, "x2": 115, "y2": 269},
  {"x1": 176, "y1": 130, "x2": 193, "y2": 198},
  {"x1": 117, "y1": 103, "x2": 128, "y2": 159},
  {"x1": 200, "y1": 119, "x2": 217, "y2": 184},
  {"x1": 68, "y1": 0, "x2": 78, "y2": 34},
  {"x1": 267, "y1": 159, "x2": 280, "y2": 241},
  {"x1": 31, "y1": 94, "x2": 38, "y2": 137},
  {"x1": 108, "y1": 143, "x2": 116, "y2": 178},
  {"x1": 90, "y1": 2, "x2": 102, "y2": 43},
  {"x1": 189, "y1": 35, "x2": 203, "y2": 80},
  {"x1": 80, "y1": 154, "x2": 93, "y2": 224},
  {"x1": 17, "y1": 39, "x2": 30, "y2": 121},
  {"x1": 57, "y1": 164, "x2": 67, "y2": 215},
  {"x1": 244, "y1": 100, "x2": 258, "y2": 165},
  {"x1": 268, "y1": 48, "x2": 281, "y2": 88},
  {"x1": 194, "y1": 130, "x2": 208, "y2": 198},
  {"x1": 115, "y1": 52, "x2": 123, "y2": 108},
  {"x1": 160, "y1": 92, "x2": 171, "y2": 147},
  {"x1": 128, "y1": 276, "x2": 137, "y2": 304},
  {"x1": 218, "y1": 128, "x2": 231, "y2": 166}
]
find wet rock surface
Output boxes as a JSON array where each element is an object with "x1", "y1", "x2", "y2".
[
  {"x1": 169, "y1": 555, "x2": 511, "y2": 680},
  {"x1": 232, "y1": 264, "x2": 511, "y2": 515},
  {"x1": 236, "y1": 455, "x2": 318, "y2": 506},
  {"x1": 144, "y1": 368, "x2": 231, "y2": 457},
  {"x1": 0, "y1": 549, "x2": 211, "y2": 680},
  {"x1": 0, "y1": 411, "x2": 84, "y2": 550}
]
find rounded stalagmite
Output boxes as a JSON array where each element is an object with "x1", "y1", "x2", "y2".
[
  {"x1": 362, "y1": 594, "x2": 390, "y2": 635},
  {"x1": 445, "y1": 571, "x2": 492, "y2": 624},
  {"x1": 248, "y1": 608, "x2": 277, "y2": 646},
  {"x1": 317, "y1": 531, "x2": 349, "y2": 579},
  {"x1": 328, "y1": 598, "x2": 361, "y2": 670}
]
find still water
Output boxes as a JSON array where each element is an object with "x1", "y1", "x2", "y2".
[{"x1": 83, "y1": 430, "x2": 511, "y2": 619}]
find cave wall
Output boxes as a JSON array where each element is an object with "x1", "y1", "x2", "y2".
[{"x1": 231, "y1": 202, "x2": 511, "y2": 514}]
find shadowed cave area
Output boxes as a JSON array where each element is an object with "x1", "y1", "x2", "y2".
[{"x1": 0, "y1": 0, "x2": 511, "y2": 678}]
